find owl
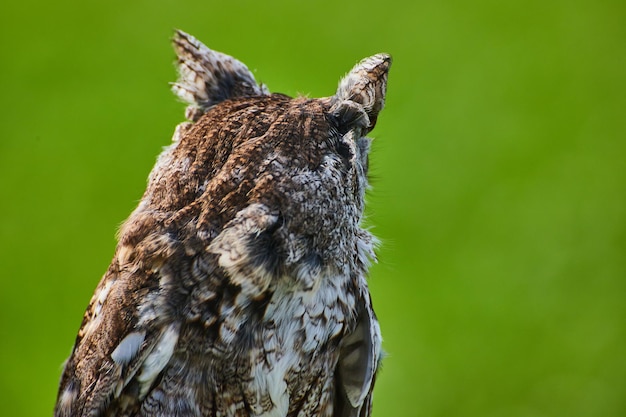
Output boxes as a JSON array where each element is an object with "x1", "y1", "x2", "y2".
[{"x1": 54, "y1": 30, "x2": 391, "y2": 417}]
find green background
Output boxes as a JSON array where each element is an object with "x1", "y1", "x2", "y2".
[{"x1": 1, "y1": 0, "x2": 624, "y2": 416}]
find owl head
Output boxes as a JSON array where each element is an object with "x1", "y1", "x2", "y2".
[{"x1": 122, "y1": 30, "x2": 391, "y2": 295}]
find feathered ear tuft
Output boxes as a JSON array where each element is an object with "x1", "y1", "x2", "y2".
[
  {"x1": 330, "y1": 54, "x2": 391, "y2": 134},
  {"x1": 171, "y1": 30, "x2": 269, "y2": 121}
]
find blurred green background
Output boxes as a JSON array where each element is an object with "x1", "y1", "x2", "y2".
[{"x1": 1, "y1": 0, "x2": 624, "y2": 416}]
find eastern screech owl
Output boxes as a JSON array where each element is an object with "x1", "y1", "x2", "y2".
[{"x1": 55, "y1": 30, "x2": 391, "y2": 417}]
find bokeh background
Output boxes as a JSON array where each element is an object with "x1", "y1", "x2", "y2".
[{"x1": 1, "y1": 0, "x2": 624, "y2": 416}]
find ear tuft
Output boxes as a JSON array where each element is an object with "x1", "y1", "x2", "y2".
[
  {"x1": 331, "y1": 54, "x2": 391, "y2": 134},
  {"x1": 171, "y1": 30, "x2": 269, "y2": 121}
]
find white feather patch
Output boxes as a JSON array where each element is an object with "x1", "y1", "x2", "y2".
[
  {"x1": 79, "y1": 278, "x2": 115, "y2": 338},
  {"x1": 263, "y1": 367, "x2": 289, "y2": 417},
  {"x1": 111, "y1": 331, "x2": 146, "y2": 365},
  {"x1": 137, "y1": 323, "x2": 180, "y2": 397},
  {"x1": 56, "y1": 384, "x2": 78, "y2": 417}
]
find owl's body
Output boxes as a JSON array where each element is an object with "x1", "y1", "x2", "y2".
[{"x1": 55, "y1": 31, "x2": 390, "y2": 417}]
